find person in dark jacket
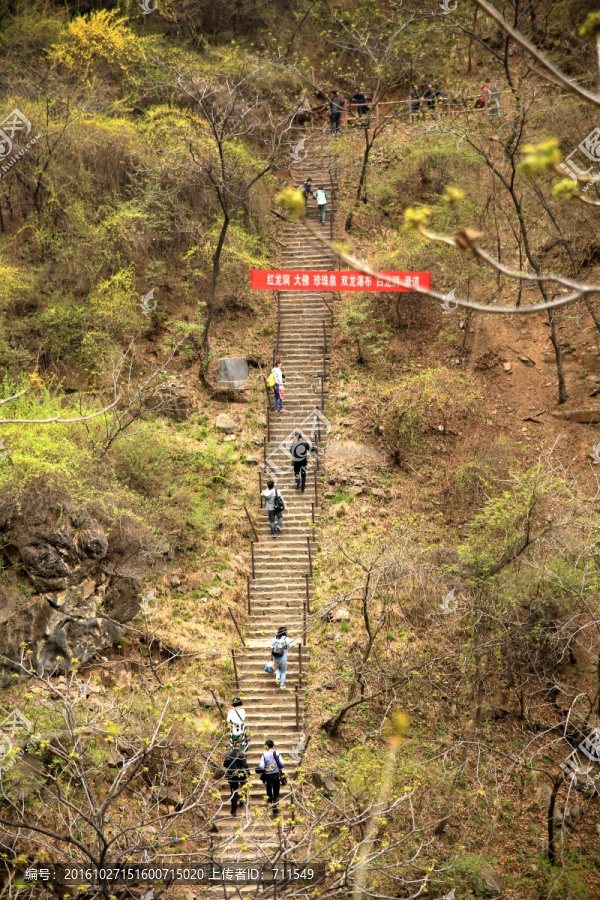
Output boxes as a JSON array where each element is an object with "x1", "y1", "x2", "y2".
[
  {"x1": 298, "y1": 178, "x2": 315, "y2": 214},
  {"x1": 258, "y1": 739, "x2": 285, "y2": 816},
  {"x1": 330, "y1": 91, "x2": 344, "y2": 134},
  {"x1": 423, "y1": 84, "x2": 442, "y2": 117},
  {"x1": 224, "y1": 737, "x2": 250, "y2": 817},
  {"x1": 290, "y1": 431, "x2": 317, "y2": 492},
  {"x1": 409, "y1": 85, "x2": 421, "y2": 120},
  {"x1": 351, "y1": 87, "x2": 370, "y2": 125}
]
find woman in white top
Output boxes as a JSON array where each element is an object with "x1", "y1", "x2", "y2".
[
  {"x1": 270, "y1": 358, "x2": 286, "y2": 413},
  {"x1": 226, "y1": 697, "x2": 249, "y2": 751},
  {"x1": 315, "y1": 187, "x2": 327, "y2": 224}
]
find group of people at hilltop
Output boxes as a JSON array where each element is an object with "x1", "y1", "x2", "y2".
[
  {"x1": 326, "y1": 82, "x2": 502, "y2": 132},
  {"x1": 410, "y1": 81, "x2": 501, "y2": 117},
  {"x1": 223, "y1": 626, "x2": 294, "y2": 817}
]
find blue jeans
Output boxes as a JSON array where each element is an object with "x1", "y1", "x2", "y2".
[
  {"x1": 274, "y1": 384, "x2": 283, "y2": 411},
  {"x1": 268, "y1": 509, "x2": 282, "y2": 535},
  {"x1": 318, "y1": 203, "x2": 326, "y2": 224},
  {"x1": 330, "y1": 111, "x2": 341, "y2": 134},
  {"x1": 273, "y1": 653, "x2": 288, "y2": 686}
]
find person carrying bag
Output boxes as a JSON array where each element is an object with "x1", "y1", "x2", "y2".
[
  {"x1": 255, "y1": 739, "x2": 286, "y2": 816},
  {"x1": 224, "y1": 736, "x2": 250, "y2": 817}
]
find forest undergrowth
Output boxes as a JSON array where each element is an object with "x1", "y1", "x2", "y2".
[{"x1": 2, "y1": 1, "x2": 600, "y2": 898}]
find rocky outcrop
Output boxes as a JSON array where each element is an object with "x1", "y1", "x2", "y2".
[
  {"x1": 144, "y1": 376, "x2": 194, "y2": 421},
  {"x1": 0, "y1": 505, "x2": 142, "y2": 674}
]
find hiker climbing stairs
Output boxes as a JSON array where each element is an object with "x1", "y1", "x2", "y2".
[{"x1": 208, "y1": 133, "x2": 336, "y2": 882}]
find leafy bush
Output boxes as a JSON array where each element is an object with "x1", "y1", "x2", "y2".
[
  {"x1": 338, "y1": 296, "x2": 391, "y2": 363},
  {"x1": 48, "y1": 10, "x2": 144, "y2": 83},
  {"x1": 375, "y1": 367, "x2": 481, "y2": 463},
  {"x1": 445, "y1": 439, "x2": 524, "y2": 517}
]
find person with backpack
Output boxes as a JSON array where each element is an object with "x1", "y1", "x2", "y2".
[
  {"x1": 475, "y1": 84, "x2": 489, "y2": 110},
  {"x1": 489, "y1": 82, "x2": 501, "y2": 117},
  {"x1": 226, "y1": 696, "x2": 249, "y2": 752},
  {"x1": 224, "y1": 736, "x2": 250, "y2": 817},
  {"x1": 298, "y1": 178, "x2": 315, "y2": 214},
  {"x1": 315, "y1": 187, "x2": 327, "y2": 225},
  {"x1": 290, "y1": 431, "x2": 317, "y2": 492},
  {"x1": 270, "y1": 626, "x2": 293, "y2": 687},
  {"x1": 329, "y1": 91, "x2": 343, "y2": 134},
  {"x1": 268, "y1": 359, "x2": 285, "y2": 412},
  {"x1": 261, "y1": 479, "x2": 285, "y2": 538},
  {"x1": 256, "y1": 739, "x2": 285, "y2": 816}
]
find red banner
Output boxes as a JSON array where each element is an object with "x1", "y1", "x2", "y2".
[{"x1": 250, "y1": 269, "x2": 430, "y2": 292}]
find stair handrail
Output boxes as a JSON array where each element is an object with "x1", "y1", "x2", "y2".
[
  {"x1": 273, "y1": 290, "x2": 281, "y2": 366},
  {"x1": 264, "y1": 376, "x2": 271, "y2": 442},
  {"x1": 228, "y1": 606, "x2": 247, "y2": 648},
  {"x1": 244, "y1": 504, "x2": 260, "y2": 543},
  {"x1": 328, "y1": 166, "x2": 335, "y2": 242}
]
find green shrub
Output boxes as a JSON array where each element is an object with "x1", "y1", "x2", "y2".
[{"x1": 375, "y1": 367, "x2": 481, "y2": 464}]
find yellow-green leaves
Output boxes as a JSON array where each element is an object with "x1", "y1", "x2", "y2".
[
  {"x1": 389, "y1": 711, "x2": 409, "y2": 748},
  {"x1": 580, "y1": 11, "x2": 600, "y2": 38},
  {"x1": 48, "y1": 10, "x2": 143, "y2": 82},
  {"x1": 443, "y1": 186, "x2": 465, "y2": 208},
  {"x1": 402, "y1": 206, "x2": 431, "y2": 233},
  {"x1": 519, "y1": 139, "x2": 561, "y2": 176},
  {"x1": 552, "y1": 178, "x2": 580, "y2": 199},
  {"x1": 276, "y1": 188, "x2": 306, "y2": 219}
]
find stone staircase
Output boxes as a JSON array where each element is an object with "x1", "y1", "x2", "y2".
[{"x1": 206, "y1": 135, "x2": 336, "y2": 891}]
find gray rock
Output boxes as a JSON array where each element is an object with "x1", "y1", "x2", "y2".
[
  {"x1": 218, "y1": 358, "x2": 249, "y2": 389},
  {"x1": 479, "y1": 866, "x2": 504, "y2": 896},
  {"x1": 216, "y1": 570, "x2": 235, "y2": 582},
  {"x1": 197, "y1": 692, "x2": 218, "y2": 708},
  {"x1": 311, "y1": 772, "x2": 337, "y2": 797},
  {"x1": 245, "y1": 456, "x2": 260, "y2": 464},
  {"x1": 329, "y1": 501, "x2": 350, "y2": 518},
  {"x1": 558, "y1": 802, "x2": 582, "y2": 827},
  {"x1": 216, "y1": 414, "x2": 240, "y2": 434},
  {"x1": 332, "y1": 607, "x2": 351, "y2": 622}
]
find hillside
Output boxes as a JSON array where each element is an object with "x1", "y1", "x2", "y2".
[{"x1": 1, "y1": 2, "x2": 600, "y2": 899}]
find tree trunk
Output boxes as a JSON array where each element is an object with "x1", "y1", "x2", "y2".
[
  {"x1": 201, "y1": 213, "x2": 230, "y2": 365},
  {"x1": 547, "y1": 775, "x2": 562, "y2": 865},
  {"x1": 547, "y1": 308, "x2": 568, "y2": 404},
  {"x1": 345, "y1": 130, "x2": 372, "y2": 231}
]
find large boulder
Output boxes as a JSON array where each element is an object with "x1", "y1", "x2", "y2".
[
  {"x1": 218, "y1": 358, "x2": 249, "y2": 389},
  {"x1": 216, "y1": 413, "x2": 240, "y2": 434}
]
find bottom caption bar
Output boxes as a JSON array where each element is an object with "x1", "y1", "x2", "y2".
[{"x1": 22, "y1": 864, "x2": 325, "y2": 885}]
